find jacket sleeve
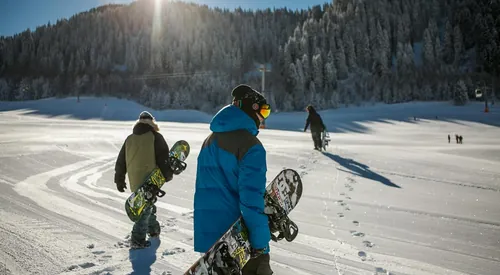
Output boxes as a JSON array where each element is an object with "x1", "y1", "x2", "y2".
[
  {"x1": 238, "y1": 144, "x2": 271, "y2": 250},
  {"x1": 304, "y1": 115, "x2": 311, "y2": 132},
  {"x1": 114, "y1": 140, "x2": 127, "y2": 184},
  {"x1": 153, "y1": 132, "x2": 174, "y2": 182}
]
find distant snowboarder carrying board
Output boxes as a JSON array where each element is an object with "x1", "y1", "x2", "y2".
[
  {"x1": 193, "y1": 84, "x2": 274, "y2": 275},
  {"x1": 304, "y1": 105, "x2": 326, "y2": 151},
  {"x1": 114, "y1": 111, "x2": 176, "y2": 249}
]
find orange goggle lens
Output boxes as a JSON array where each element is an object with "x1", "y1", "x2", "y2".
[{"x1": 259, "y1": 104, "x2": 271, "y2": 119}]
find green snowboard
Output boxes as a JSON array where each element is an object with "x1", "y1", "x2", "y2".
[{"x1": 125, "y1": 140, "x2": 190, "y2": 222}]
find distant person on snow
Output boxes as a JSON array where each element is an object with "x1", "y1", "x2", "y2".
[
  {"x1": 448, "y1": 134, "x2": 450, "y2": 143},
  {"x1": 193, "y1": 84, "x2": 273, "y2": 274},
  {"x1": 304, "y1": 105, "x2": 326, "y2": 150},
  {"x1": 114, "y1": 111, "x2": 175, "y2": 249}
]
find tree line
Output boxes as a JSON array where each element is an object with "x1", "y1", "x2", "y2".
[{"x1": 0, "y1": 0, "x2": 498, "y2": 112}]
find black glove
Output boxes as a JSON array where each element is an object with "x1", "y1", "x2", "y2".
[{"x1": 116, "y1": 181, "x2": 127, "y2": 192}]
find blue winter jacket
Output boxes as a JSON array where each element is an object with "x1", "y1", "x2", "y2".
[{"x1": 193, "y1": 104, "x2": 271, "y2": 253}]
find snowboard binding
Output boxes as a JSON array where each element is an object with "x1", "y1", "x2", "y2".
[
  {"x1": 140, "y1": 155, "x2": 186, "y2": 205},
  {"x1": 169, "y1": 156, "x2": 187, "y2": 175},
  {"x1": 143, "y1": 183, "x2": 166, "y2": 204},
  {"x1": 265, "y1": 199, "x2": 299, "y2": 242}
]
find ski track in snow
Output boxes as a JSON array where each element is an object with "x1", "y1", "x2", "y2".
[{"x1": 1, "y1": 103, "x2": 500, "y2": 275}]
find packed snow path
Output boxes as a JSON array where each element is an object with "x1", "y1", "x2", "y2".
[{"x1": 1, "y1": 102, "x2": 499, "y2": 275}]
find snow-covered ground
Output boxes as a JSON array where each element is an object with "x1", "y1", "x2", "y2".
[{"x1": 0, "y1": 97, "x2": 499, "y2": 275}]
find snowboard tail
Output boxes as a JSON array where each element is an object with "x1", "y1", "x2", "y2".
[
  {"x1": 125, "y1": 140, "x2": 190, "y2": 222},
  {"x1": 183, "y1": 168, "x2": 303, "y2": 275},
  {"x1": 321, "y1": 129, "x2": 331, "y2": 151},
  {"x1": 265, "y1": 168, "x2": 302, "y2": 242}
]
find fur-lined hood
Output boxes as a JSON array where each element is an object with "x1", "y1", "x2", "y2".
[{"x1": 133, "y1": 118, "x2": 159, "y2": 134}]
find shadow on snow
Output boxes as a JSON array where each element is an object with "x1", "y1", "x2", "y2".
[
  {"x1": 264, "y1": 101, "x2": 500, "y2": 134},
  {"x1": 321, "y1": 151, "x2": 401, "y2": 188},
  {"x1": 128, "y1": 238, "x2": 161, "y2": 275}
]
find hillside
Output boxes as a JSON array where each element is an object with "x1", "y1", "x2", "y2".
[
  {"x1": 1, "y1": 96, "x2": 498, "y2": 134},
  {"x1": 0, "y1": 96, "x2": 213, "y2": 123},
  {"x1": 0, "y1": 0, "x2": 499, "y2": 112}
]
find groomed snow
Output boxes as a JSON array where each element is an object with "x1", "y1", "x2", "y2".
[
  {"x1": 0, "y1": 96, "x2": 213, "y2": 123},
  {"x1": 0, "y1": 97, "x2": 499, "y2": 275}
]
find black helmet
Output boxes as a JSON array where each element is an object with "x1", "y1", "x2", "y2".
[
  {"x1": 231, "y1": 84, "x2": 271, "y2": 127},
  {"x1": 231, "y1": 84, "x2": 267, "y2": 107}
]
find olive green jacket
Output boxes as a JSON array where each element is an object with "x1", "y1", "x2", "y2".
[{"x1": 114, "y1": 119, "x2": 173, "y2": 193}]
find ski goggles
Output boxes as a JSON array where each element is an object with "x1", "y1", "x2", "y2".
[{"x1": 259, "y1": 104, "x2": 271, "y2": 119}]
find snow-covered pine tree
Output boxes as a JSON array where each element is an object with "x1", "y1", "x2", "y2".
[
  {"x1": 0, "y1": 79, "x2": 10, "y2": 101},
  {"x1": 442, "y1": 20, "x2": 455, "y2": 65},
  {"x1": 454, "y1": 79, "x2": 468, "y2": 106},
  {"x1": 423, "y1": 28, "x2": 435, "y2": 68},
  {"x1": 312, "y1": 53, "x2": 323, "y2": 93},
  {"x1": 453, "y1": 26, "x2": 464, "y2": 66},
  {"x1": 335, "y1": 39, "x2": 348, "y2": 80}
]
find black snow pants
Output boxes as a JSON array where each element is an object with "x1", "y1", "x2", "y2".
[{"x1": 311, "y1": 131, "x2": 322, "y2": 149}]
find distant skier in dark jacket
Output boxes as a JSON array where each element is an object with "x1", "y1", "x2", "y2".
[
  {"x1": 304, "y1": 105, "x2": 326, "y2": 150},
  {"x1": 114, "y1": 111, "x2": 175, "y2": 249}
]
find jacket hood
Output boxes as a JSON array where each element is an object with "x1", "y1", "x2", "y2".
[
  {"x1": 133, "y1": 119, "x2": 159, "y2": 134},
  {"x1": 307, "y1": 105, "x2": 318, "y2": 114},
  {"x1": 210, "y1": 105, "x2": 259, "y2": 136}
]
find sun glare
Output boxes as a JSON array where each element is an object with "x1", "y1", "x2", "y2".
[{"x1": 151, "y1": 0, "x2": 163, "y2": 44}]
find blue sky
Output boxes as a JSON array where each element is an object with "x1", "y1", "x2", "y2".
[{"x1": 0, "y1": 0, "x2": 329, "y2": 37}]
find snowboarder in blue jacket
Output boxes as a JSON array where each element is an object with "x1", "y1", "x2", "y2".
[{"x1": 193, "y1": 84, "x2": 273, "y2": 274}]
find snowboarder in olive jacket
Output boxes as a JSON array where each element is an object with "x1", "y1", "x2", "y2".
[{"x1": 114, "y1": 111, "x2": 174, "y2": 249}]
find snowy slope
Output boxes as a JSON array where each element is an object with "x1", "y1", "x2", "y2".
[
  {"x1": 0, "y1": 97, "x2": 213, "y2": 123},
  {"x1": 267, "y1": 101, "x2": 500, "y2": 133},
  {"x1": 0, "y1": 98, "x2": 499, "y2": 275}
]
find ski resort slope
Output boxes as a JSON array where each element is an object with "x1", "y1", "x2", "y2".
[{"x1": 0, "y1": 98, "x2": 499, "y2": 275}]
